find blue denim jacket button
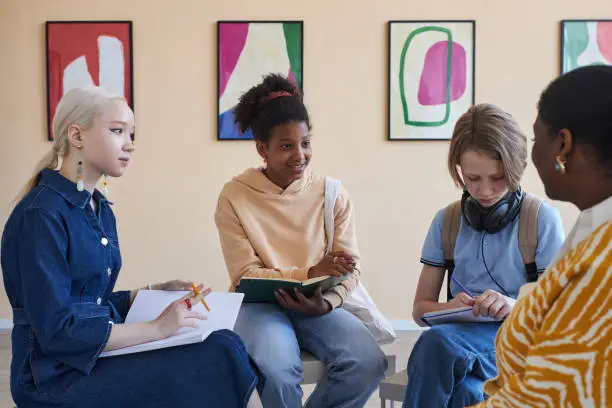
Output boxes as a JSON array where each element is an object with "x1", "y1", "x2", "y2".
[{"x1": 101, "y1": 237, "x2": 109, "y2": 246}]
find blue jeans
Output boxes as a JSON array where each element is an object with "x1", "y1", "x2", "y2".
[
  {"x1": 403, "y1": 322, "x2": 501, "y2": 408},
  {"x1": 13, "y1": 330, "x2": 260, "y2": 408},
  {"x1": 234, "y1": 303, "x2": 387, "y2": 408}
]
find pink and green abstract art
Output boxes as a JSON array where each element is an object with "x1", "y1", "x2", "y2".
[
  {"x1": 562, "y1": 20, "x2": 612, "y2": 74},
  {"x1": 217, "y1": 21, "x2": 303, "y2": 140},
  {"x1": 388, "y1": 21, "x2": 475, "y2": 140}
]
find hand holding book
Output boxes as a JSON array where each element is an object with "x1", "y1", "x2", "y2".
[{"x1": 275, "y1": 286, "x2": 332, "y2": 315}]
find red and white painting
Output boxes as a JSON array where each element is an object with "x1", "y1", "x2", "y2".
[{"x1": 46, "y1": 21, "x2": 133, "y2": 140}]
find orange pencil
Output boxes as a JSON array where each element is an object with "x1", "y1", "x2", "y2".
[{"x1": 191, "y1": 284, "x2": 211, "y2": 312}]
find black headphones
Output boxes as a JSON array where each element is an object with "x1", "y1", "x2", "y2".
[{"x1": 461, "y1": 189, "x2": 525, "y2": 234}]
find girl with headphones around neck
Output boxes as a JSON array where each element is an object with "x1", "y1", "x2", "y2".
[{"x1": 402, "y1": 104, "x2": 565, "y2": 408}]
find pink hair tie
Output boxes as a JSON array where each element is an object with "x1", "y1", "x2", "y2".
[{"x1": 261, "y1": 91, "x2": 294, "y2": 105}]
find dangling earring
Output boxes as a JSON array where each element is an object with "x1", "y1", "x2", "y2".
[
  {"x1": 263, "y1": 157, "x2": 268, "y2": 169},
  {"x1": 76, "y1": 161, "x2": 84, "y2": 192},
  {"x1": 555, "y1": 156, "x2": 567, "y2": 175},
  {"x1": 103, "y1": 174, "x2": 109, "y2": 196}
]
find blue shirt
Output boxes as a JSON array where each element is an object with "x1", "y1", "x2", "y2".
[
  {"x1": 1, "y1": 169, "x2": 131, "y2": 396},
  {"x1": 420, "y1": 200, "x2": 565, "y2": 299}
]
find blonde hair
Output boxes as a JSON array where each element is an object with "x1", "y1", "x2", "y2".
[
  {"x1": 448, "y1": 103, "x2": 527, "y2": 191},
  {"x1": 16, "y1": 86, "x2": 126, "y2": 202}
]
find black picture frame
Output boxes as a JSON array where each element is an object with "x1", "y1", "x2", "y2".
[
  {"x1": 45, "y1": 20, "x2": 134, "y2": 141},
  {"x1": 217, "y1": 20, "x2": 304, "y2": 141},
  {"x1": 560, "y1": 19, "x2": 612, "y2": 74},
  {"x1": 387, "y1": 20, "x2": 476, "y2": 141}
]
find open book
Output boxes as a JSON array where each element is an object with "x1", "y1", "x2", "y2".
[
  {"x1": 99, "y1": 290, "x2": 244, "y2": 358},
  {"x1": 422, "y1": 306, "x2": 498, "y2": 326},
  {"x1": 236, "y1": 274, "x2": 349, "y2": 303}
]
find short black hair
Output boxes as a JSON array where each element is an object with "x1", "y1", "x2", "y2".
[
  {"x1": 538, "y1": 65, "x2": 612, "y2": 167},
  {"x1": 234, "y1": 73, "x2": 310, "y2": 143}
]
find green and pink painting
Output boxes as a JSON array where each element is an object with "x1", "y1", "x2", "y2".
[
  {"x1": 217, "y1": 21, "x2": 303, "y2": 140},
  {"x1": 388, "y1": 21, "x2": 475, "y2": 140},
  {"x1": 562, "y1": 20, "x2": 612, "y2": 74}
]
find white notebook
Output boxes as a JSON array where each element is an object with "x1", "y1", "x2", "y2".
[
  {"x1": 99, "y1": 290, "x2": 244, "y2": 358},
  {"x1": 422, "y1": 306, "x2": 498, "y2": 326}
]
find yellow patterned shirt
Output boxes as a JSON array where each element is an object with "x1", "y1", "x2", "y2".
[{"x1": 471, "y1": 220, "x2": 612, "y2": 407}]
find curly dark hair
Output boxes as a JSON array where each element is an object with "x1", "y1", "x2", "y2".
[
  {"x1": 538, "y1": 65, "x2": 612, "y2": 168},
  {"x1": 234, "y1": 73, "x2": 310, "y2": 143}
]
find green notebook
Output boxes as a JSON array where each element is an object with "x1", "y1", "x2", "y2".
[{"x1": 236, "y1": 274, "x2": 349, "y2": 303}]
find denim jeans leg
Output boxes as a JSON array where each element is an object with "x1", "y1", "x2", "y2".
[
  {"x1": 403, "y1": 322, "x2": 501, "y2": 408},
  {"x1": 291, "y1": 308, "x2": 387, "y2": 408},
  {"x1": 234, "y1": 303, "x2": 303, "y2": 408}
]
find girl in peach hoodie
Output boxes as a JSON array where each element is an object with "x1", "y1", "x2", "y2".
[{"x1": 215, "y1": 74, "x2": 386, "y2": 408}]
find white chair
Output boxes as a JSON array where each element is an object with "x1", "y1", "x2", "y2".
[{"x1": 378, "y1": 369, "x2": 408, "y2": 407}]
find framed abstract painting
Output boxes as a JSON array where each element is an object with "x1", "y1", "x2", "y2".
[
  {"x1": 217, "y1": 20, "x2": 303, "y2": 140},
  {"x1": 387, "y1": 20, "x2": 475, "y2": 141},
  {"x1": 561, "y1": 19, "x2": 612, "y2": 74},
  {"x1": 46, "y1": 21, "x2": 134, "y2": 141}
]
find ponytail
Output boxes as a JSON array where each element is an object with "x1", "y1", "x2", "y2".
[
  {"x1": 14, "y1": 148, "x2": 59, "y2": 203},
  {"x1": 234, "y1": 73, "x2": 308, "y2": 142}
]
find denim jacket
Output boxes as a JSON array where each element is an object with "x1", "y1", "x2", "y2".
[{"x1": 1, "y1": 169, "x2": 131, "y2": 397}]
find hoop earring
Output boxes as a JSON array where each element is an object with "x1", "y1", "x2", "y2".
[
  {"x1": 76, "y1": 161, "x2": 84, "y2": 192},
  {"x1": 555, "y1": 156, "x2": 566, "y2": 175},
  {"x1": 103, "y1": 174, "x2": 109, "y2": 196}
]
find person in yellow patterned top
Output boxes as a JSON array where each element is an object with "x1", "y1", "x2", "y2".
[{"x1": 471, "y1": 65, "x2": 612, "y2": 407}]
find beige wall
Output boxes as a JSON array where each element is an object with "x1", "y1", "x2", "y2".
[{"x1": 3, "y1": 0, "x2": 602, "y2": 321}]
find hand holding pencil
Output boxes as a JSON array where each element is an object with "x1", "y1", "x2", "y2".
[
  {"x1": 145, "y1": 279, "x2": 212, "y2": 312},
  {"x1": 153, "y1": 285, "x2": 211, "y2": 338},
  {"x1": 450, "y1": 276, "x2": 514, "y2": 320},
  {"x1": 191, "y1": 284, "x2": 211, "y2": 312}
]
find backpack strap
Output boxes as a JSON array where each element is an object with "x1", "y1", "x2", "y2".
[
  {"x1": 518, "y1": 193, "x2": 542, "y2": 282},
  {"x1": 441, "y1": 200, "x2": 462, "y2": 301},
  {"x1": 324, "y1": 177, "x2": 341, "y2": 255}
]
